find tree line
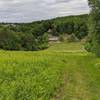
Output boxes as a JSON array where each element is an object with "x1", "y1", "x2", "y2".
[
  {"x1": 0, "y1": 14, "x2": 88, "y2": 51},
  {"x1": 85, "y1": 0, "x2": 100, "y2": 57}
]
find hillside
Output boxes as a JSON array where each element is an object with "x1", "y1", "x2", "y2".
[
  {"x1": 0, "y1": 14, "x2": 88, "y2": 51},
  {"x1": 0, "y1": 42, "x2": 100, "y2": 100},
  {"x1": 0, "y1": 0, "x2": 100, "y2": 100}
]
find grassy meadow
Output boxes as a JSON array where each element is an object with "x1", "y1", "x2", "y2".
[{"x1": 0, "y1": 42, "x2": 100, "y2": 100}]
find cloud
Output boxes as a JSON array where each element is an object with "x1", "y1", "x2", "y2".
[{"x1": 0, "y1": 0, "x2": 90, "y2": 22}]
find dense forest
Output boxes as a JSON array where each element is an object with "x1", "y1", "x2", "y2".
[{"x1": 0, "y1": 14, "x2": 88, "y2": 51}]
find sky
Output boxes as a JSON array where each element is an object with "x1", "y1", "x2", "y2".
[{"x1": 0, "y1": 0, "x2": 90, "y2": 23}]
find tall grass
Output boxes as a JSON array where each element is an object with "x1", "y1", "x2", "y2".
[
  {"x1": 0, "y1": 42, "x2": 100, "y2": 100},
  {"x1": 0, "y1": 51, "x2": 66, "y2": 100}
]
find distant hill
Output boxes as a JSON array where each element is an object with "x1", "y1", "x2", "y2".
[{"x1": 0, "y1": 14, "x2": 89, "y2": 51}]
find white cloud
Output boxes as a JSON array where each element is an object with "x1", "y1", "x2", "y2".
[{"x1": 0, "y1": 0, "x2": 90, "y2": 22}]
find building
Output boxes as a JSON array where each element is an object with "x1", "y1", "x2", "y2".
[{"x1": 48, "y1": 34, "x2": 59, "y2": 42}]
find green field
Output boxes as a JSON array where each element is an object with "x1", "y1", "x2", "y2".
[{"x1": 0, "y1": 42, "x2": 100, "y2": 100}]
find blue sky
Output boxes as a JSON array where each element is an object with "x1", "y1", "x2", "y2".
[{"x1": 0, "y1": 0, "x2": 90, "y2": 22}]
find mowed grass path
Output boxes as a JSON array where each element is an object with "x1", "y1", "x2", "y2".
[
  {"x1": 47, "y1": 42, "x2": 86, "y2": 52},
  {"x1": 0, "y1": 42, "x2": 100, "y2": 100}
]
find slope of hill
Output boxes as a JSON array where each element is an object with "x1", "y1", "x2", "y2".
[
  {"x1": 0, "y1": 42, "x2": 100, "y2": 100},
  {"x1": 0, "y1": 14, "x2": 88, "y2": 51}
]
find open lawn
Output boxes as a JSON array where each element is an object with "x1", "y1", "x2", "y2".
[{"x1": 0, "y1": 42, "x2": 100, "y2": 100}]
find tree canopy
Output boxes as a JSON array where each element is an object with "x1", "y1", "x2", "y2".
[
  {"x1": 86, "y1": 0, "x2": 100, "y2": 56},
  {"x1": 0, "y1": 14, "x2": 88, "y2": 51}
]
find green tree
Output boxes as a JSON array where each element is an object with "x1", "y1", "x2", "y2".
[
  {"x1": 87, "y1": 0, "x2": 100, "y2": 56},
  {"x1": 0, "y1": 27, "x2": 20, "y2": 50}
]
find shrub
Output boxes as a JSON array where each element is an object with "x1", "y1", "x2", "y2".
[
  {"x1": 0, "y1": 27, "x2": 19, "y2": 50},
  {"x1": 87, "y1": 0, "x2": 100, "y2": 57},
  {"x1": 59, "y1": 35, "x2": 64, "y2": 42},
  {"x1": 67, "y1": 34, "x2": 79, "y2": 42},
  {"x1": 0, "y1": 27, "x2": 49, "y2": 51}
]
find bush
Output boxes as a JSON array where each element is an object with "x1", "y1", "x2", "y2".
[
  {"x1": 0, "y1": 27, "x2": 49, "y2": 51},
  {"x1": 59, "y1": 35, "x2": 64, "y2": 42},
  {"x1": 67, "y1": 34, "x2": 79, "y2": 42},
  {"x1": 0, "y1": 27, "x2": 19, "y2": 50},
  {"x1": 87, "y1": 0, "x2": 100, "y2": 57},
  {"x1": 85, "y1": 42, "x2": 92, "y2": 52}
]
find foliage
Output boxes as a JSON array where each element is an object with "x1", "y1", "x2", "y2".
[
  {"x1": 52, "y1": 14, "x2": 88, "y2": 39},
  {"x1": 59, "y1": 35, "x2": 64, "y2": 42},
  {"x1": 0, "y1": 26, "x2": 48, "y2": 51},
  {"x1": 0, "y1": 14, "x2": 88, "y2": 51},
  {"x1": 67, "y1": 34, "x2": 79, "y2": 42},
  {"x1": 0, "y1": 27, "x2": 19, "y2": 50},
  {"x1": 86, "y1": 0, "x2": 100, "y2": 56}
]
